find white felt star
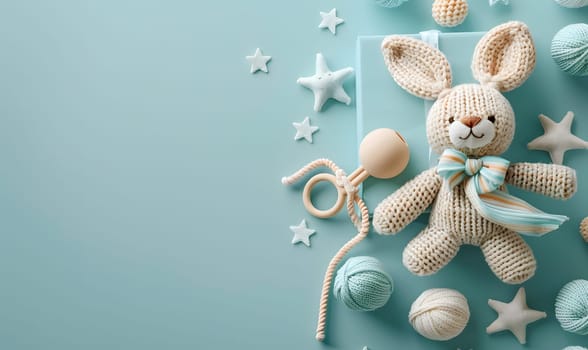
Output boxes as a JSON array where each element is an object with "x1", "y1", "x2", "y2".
[
  {"x1": 290, "y1": 219, "x2": 316, "y2": 247},
  {"x1": 527, "y1": 111, "x2": 588, "y2": 165},
  {"x1": 297, "y1": 53, "x2": 353, "y2": 112},
  {"x1": 246, "y1": 48, "x2": 272, "y2": 74},
  {"x1": 486, "y1": 287, "x2": 547, "y2": 344},
  {"x1": 319, "y1": 8, "x2": 344, "y2": 35},
  {"x1": 292, "y1": 117, "x2": 319, "y2": 143},
  {"x1": 489, "y1": 0, "x2": 509, "y2": 6}
]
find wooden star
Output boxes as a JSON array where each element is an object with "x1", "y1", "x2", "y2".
[
  {"x1": 528, "y1": 111, "x2": 588, "y2": 165},
  {"x1": 486, "y1": 287, "x2": 546, "y2": 344}
]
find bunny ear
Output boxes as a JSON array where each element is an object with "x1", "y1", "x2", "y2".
[
  {"x1": 472, "y1": 21, "x2": 536, "y2": 92},
  {"x1": 381, "y1": 36, "x2": 452, "y2": 100}
]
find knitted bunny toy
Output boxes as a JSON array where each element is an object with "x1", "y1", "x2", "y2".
[{"x1": 373, "y1": 21, "x2": 577, "y2": 284}]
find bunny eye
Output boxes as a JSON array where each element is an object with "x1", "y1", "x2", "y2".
[
  {"x1": 448, "y1": 116, "x2": 455, "y2": 124},
  {"x1": 488, "y1": 115, "x2": 496, "y2": 123}
]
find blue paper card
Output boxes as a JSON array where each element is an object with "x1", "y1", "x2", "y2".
[{"x1": 356, "y1": 31, "x2": 485, "y2": 211}]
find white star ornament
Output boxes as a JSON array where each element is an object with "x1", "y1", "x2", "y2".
[
  {"x1": 246, "y1": 48, "x2": 272, "y2": 74},
  {"x1": 297, "y1": 53, "x2": 353, "y2": 112},
  {"x1": 289, "y1": 219, "x2": 316, "y2": 247},
  {"x1": 319, "y1": 8, "x2": 344, "y2": 35},
  {"x1": 292, "y1": 117, "x2": 319, "y2": 143}
]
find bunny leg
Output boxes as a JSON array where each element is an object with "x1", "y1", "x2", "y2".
[
  {"x1": 402, "y1": 226, "x2": 460, "y2": 276},
  {"x1": 481, "y1": 229, "x2": 536, "y2": 284}
]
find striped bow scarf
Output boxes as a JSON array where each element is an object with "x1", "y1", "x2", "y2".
[{"x1": 437, "y1": 149, "x2": 568, "y2": 235}]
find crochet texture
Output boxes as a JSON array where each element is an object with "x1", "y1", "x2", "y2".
[{"x1": 375, "y1": 21, "x2": 577, "y2": 284}]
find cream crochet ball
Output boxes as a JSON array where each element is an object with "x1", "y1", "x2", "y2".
[
  {"x1": 581, "y1": 217, "x2": 588, "y2": 242},
  {"x1": 409, "y1": 288, "x2": 470, "y2": 341},
  {"x1": 432, "y1": 0, "x2": 468, "y2": 27}
]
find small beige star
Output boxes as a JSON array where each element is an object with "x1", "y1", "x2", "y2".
[
  {"x1": 486, "y1": 287, "x2": 546, "y2": 344},
  {"x1": 528, "y1": 111, "x2": 588, "y2": 165}
]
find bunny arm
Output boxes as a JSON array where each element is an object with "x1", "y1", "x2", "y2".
[
  {"x1": 373, "y1": 168, "x2": 442, "y2": 235},
  {"x1": 504, "y1": 162, "x2": 577, "y2": 200}
]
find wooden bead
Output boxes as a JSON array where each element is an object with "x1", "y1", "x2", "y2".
[{"x1": 359, "y1": 128, "x2": 410, "y2": 179}]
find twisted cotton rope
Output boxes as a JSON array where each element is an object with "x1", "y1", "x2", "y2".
[
  {"x1": 555, "y1": 279, "x2": 588, "y2": 335},
  {"x1": 282, "y1": 158, "x2": 370, "y2": 341}
]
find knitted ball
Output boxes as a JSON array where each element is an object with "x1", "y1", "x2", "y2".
[
  {"x1": 554, "y1": 0, "x2": 588, "y2": 7},
  {"x1": 555, "y1": 279, "x2": 588, "y2": 335},
  {"x1": 563, "y1": 347, "x2": 588, "y2": 350},
  {"x1": 432, "y1": 0, "x2": 468, "y2": 28},
  {"x1": 376, "y1": 0, "x2": 410, "y2": 7},
  {"x1": 333, "y1": 256, "x2": 393, "y2": 311},
  {"x1": 581, "y1": 217, "x2": 588, "y2": 242},
  {"x1": 409, "y1": 288, "x2": 470, "y2": 341},
  {"x1": 551, "y1": 23, "x2": 588, "y2": 76}
]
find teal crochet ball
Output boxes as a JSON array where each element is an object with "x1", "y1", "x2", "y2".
[
  {"x1": 551, "y1": 23, "x2": 588, "y2": 76},
  {"x1": 563, "y1": 347, "x2": 588, "y2": 350},
  {"x1": 334, "y1": 256, "x2": 393, "y2": 311},
  {"x1": 554, "y1": 0, "x2": 588, "y2": 7},
  {"x1": 375, "y1": 0, "x2": 410, "y2": 8},
  {"x1": 555, "y1": 279, "x2": 588, "y2": 335}
]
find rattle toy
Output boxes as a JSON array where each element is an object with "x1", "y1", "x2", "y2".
[
  {"x1": 581, "y1": 217, "x2": 588, "y2": 242},
  {"x1": 282, "y1": 128, "x2": 409, "y2": 341}
]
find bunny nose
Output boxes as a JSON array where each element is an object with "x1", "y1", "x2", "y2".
[{"x1": 460, "y1": 116, "x2": 482, "y2": 128}]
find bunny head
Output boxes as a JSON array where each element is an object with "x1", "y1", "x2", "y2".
[{"x1": 381, "y1": 21, "x2": 536, "y2": 158}]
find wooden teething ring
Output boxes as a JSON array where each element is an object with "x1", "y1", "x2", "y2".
[{"x1": 302, "y1": 173, "x2": 347, "y2": 219}]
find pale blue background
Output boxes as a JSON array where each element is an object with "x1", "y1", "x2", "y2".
[{"x1": 0, "y1": 1, "x2": 587, "y2": 349}]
